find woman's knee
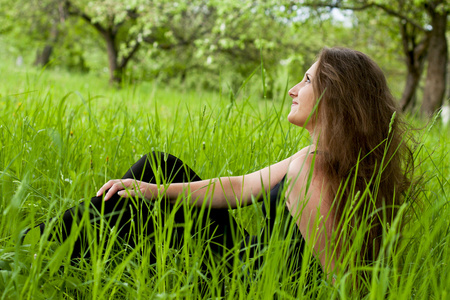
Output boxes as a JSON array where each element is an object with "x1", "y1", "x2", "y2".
[{"x1": 124, "y1": 150, "x2": 199, "y2": 183}]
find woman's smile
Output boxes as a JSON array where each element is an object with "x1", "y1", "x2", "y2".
[{"x1": 287, "y1": 62, "x2": 318, "y2": 130}]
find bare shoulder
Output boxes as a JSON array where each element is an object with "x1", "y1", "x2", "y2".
[
  {"x1": 285, "y1": 148, "x2": 329, "y2": 213},
  {"x1": 287, "y1": 146, "x2": 320, "y2": 180}
]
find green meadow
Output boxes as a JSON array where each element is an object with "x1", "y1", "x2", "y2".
[{"x1": 0, "y1": 62, "x2": 449, "y2": 299}]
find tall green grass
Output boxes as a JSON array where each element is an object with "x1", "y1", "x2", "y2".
[{"x1": 0, "y1": 62, "x2": 449, "y2": 299}]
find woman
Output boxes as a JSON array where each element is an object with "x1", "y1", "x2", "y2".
[{"x1": 33, "y1": 47, "x2": 413, "y2": 285}]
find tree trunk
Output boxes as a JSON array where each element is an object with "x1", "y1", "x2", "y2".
[
  {"x1": 399, "y1": 23, "x2": 429, "y2": 111},
  {"x1": 34, "y1": 22, "x2": 59, "y2": 67},
  {"x1": 401, "y1": 72, "x2": 422, "y2": 111},
  {"x1": 34, "y1": 45, "x2": 54, "y2": 67},
  {"x1": 103, "y1": 31, "x2": 123, "y2": 84},
  {"x1": 421, "y1": 6, "x2": 448, "y2": 116}
]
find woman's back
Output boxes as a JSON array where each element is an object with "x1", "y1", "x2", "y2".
[{"x1": 284, "y1": 150, "x2": 336, "y2": 275}]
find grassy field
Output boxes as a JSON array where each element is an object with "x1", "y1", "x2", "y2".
[{"x1": 0, "y1": 62, "x2": 449, "y2": 299}]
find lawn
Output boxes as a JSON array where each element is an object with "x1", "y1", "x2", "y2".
[{"x1": 0, "y1": 62, "x2": 449, "y2": 299}]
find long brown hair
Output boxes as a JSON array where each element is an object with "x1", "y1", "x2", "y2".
[{"x1": 312, "y1": 47, "x2": 414, "y2": 264}]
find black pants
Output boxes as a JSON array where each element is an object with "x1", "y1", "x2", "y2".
[{"x1": 37, "y1": 152, "x2": 241, "y2": 261}]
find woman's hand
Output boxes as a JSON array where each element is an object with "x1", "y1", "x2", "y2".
[{"x1": 96, "y1": 179, "x2": 156, "y2": 201}]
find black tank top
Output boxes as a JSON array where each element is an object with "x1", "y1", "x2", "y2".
[{"x1": 240, "y1": 175, "x2": 323, "y2": 282}]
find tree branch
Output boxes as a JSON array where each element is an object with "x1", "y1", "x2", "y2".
[
  {"x1": 64, "y1": 0, "x2": 106, "y2": 34},
  {"x1": 119, "y1": 40, "x2": 141, "y2": 69},
  {"x1": 112, "y1": 8, "x2": 139, "y2": 36},
  {"x1": 371, "y1": 3, "x2": 426, "y2": 32},
  {"x1": 304, "y1": 1, "x2": 426, "y2": 32}
]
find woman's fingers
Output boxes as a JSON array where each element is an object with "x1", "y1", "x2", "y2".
[
  {"x1": 103, "y1": 181, "x2": 122, "y2": 201},
  {"x1": 118, "y1": 189, "x2": 136, "y2": 198},
  {"x1": 117, "y1": 182, "x2": 156, "y2": 200},
  {"x1": 96, "y1": 180, "x2": 120, "y2": 197},
  {"x1": 102, "y1": 179, "x2": 131, "y2": 201},
  {"x1": 101, "y1": 179, "x2": 150, "y2": 201},
  {"x1": 97, "y1": 179, "x2": 151, "y2": 201}
]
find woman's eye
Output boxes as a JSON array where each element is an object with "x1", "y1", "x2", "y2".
[{"x1": 306, "y1": 76, "x2": 311, "y2": 83}]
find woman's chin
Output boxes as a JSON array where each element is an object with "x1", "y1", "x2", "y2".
[
  {"x1": 287, "y1": 114, "x2": 294, "y2": 124},
  {"x1": 287, "y1": 112, "x2": 299, "y2": 124},
  {"x1": 287, "y1": 117, "x2": 310, "y2": 130}
]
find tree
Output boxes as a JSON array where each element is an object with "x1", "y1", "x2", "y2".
[
  {"x1": 61, "y1": 0, "x2": 282, "y2": 85},
  {"x1": 124, "y1": 0, "x2": 300, "y2": 94},
  {"x1": 399, "y1": 20, "x2": 429, "y2": 111},
  {"x1": 0, "y1": 0, "x2": 65, "y2": 66},
  {"x1": 33, "y1": 1, "x2": 67, "y2": 67},
  {"x1": 421, "y1": 0, "x2": 448, "y2": 116},
  {"x1": 0, "y1": 0, "x2": 92, "y2": 70},
  {"x1": 63, "y1": 0, "x2": 150, "y2": 84}
]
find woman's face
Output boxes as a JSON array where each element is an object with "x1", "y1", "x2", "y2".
[{"x1": 287, "y1": 62, "x2": 318, "y2": 131}]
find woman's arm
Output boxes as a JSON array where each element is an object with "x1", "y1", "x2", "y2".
[{"x1": 97, "y1": 148, "x2": 311, "y2": 209}]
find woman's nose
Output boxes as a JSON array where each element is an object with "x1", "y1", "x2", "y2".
[{"x1": 289, "y1": 84, "x2": 299, "y2": 98}]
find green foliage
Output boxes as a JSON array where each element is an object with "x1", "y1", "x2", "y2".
[{"x1": 1, "y1": 0, "x2": 420, "y2": 97}]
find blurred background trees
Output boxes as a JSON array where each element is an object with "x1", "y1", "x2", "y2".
[
  {"x1": 303, "y1": 0, "x2": 448, "y2": 116},
  {"x1": 0, "y1": 0, "x2": 448, "y2": 115}
]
